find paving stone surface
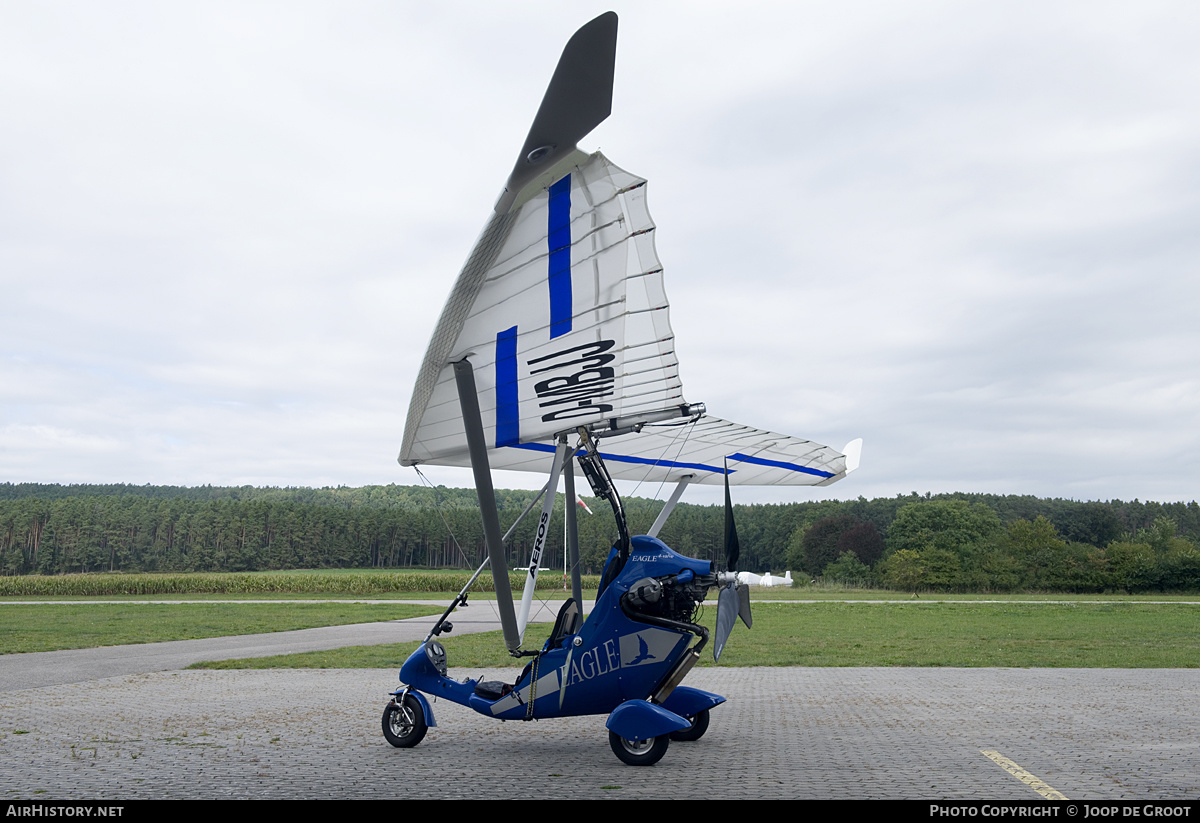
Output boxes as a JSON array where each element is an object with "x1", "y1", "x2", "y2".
[{"x1": 3, "y1": 667, "x2": 1197, "y2": 800}]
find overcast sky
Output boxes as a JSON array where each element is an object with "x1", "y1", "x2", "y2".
[{"x1": 2, "y1": 1, "x2": 1198, "y2": 507}]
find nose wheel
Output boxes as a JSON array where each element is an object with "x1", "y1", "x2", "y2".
[{"x1": 382, "y1": 694, "x2": 427, "y2": 748}]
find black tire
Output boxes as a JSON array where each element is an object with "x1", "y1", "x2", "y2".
[
  {"x1": 608, "y1": 731, "x2": 669, "y2": 766},
  {"x1": 382, "y1": 694, "x2": 427, "y2": 748},
  {"x1": 669, "y1": 708, "x2": 710, "y2": 742}
]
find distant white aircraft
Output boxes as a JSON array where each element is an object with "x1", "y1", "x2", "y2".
[{"x1": 736, "y1": 571, "x2": 793, "y2": 588}]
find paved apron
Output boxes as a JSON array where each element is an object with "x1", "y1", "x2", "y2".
[{"x1": 3, "y1": 667, "x2": 1197, "y2": 800}]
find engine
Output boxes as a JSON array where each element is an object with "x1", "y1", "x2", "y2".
[{"x1": 621, "y1": 572, "x2": 712, "y2": 625}]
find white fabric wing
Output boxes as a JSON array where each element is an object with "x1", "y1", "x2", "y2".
[
  {"x1": 400, "y1": 151, "x2": 856, "y2": 488},
  {"x1": 411, "y1": 414, "x2": 855, "y2": 487},
  {"x1": 401, "y1": 152, "x2": 679, "y2": 462}
]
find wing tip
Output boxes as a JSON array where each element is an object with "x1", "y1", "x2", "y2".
[
  {"x1": 842, "y1": 438, "x2": 863, "y2": 474},
  {"x1": 496, "y1": 12, "x2": 619, "y2": 214}
]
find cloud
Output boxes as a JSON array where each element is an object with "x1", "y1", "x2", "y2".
[{"x1": 2, "y1": 1, "x2": 1197, "y2": 506}]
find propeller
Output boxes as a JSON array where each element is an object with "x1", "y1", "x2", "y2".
[{"x1": 713, "y1": 459, "x2": 752, "y2": 662}]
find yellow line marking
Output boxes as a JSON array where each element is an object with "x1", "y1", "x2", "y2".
[{"x1": 981, "y1": 750, "x2": 1069, "y2": 800}]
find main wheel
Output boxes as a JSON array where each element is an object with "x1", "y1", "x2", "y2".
[
  {"x1": 382, "y1": 694, "x2": 427, "y2": 748},
  {"x1": 669, "y1": 708, "x2": 710, "y2": 742},
  {"x1": 608, "y1": 731, "x2": 669, "y2": 766}
]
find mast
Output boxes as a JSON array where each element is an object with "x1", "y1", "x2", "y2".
[{"x1": 453, "y1": 358, "x2": 520, "y2": 653}]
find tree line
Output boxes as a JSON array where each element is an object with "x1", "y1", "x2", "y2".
[
  {"x1": 790, "y1": 499, "x2": 1200, "y2": 593},
  {"x1": 1, "y1": 483, "x2": 1198, "y2": 591}
]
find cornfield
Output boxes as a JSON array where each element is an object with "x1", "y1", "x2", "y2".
[{"x1": 0, "y1": 570, "x2": 601, "y2": 597}]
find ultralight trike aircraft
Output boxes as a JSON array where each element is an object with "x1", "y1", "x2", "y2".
[{"x1": 385, "y1": 12, "x2": 861, "y2": 766}]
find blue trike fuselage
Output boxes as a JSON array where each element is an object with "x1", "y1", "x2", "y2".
[{"x1": 398, "y1": 535, "x2": 724, "y2": 726}]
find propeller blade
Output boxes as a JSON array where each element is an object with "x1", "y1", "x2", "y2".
[
  {"x1": 724, "y1": 459, "x2": 740, "y2": 572},
  {"x1": 738, "y1": 582, "x2": 753, "y2": 630},
  {"x1": 713, "y1": 585, "x2": 738, "y2": 662}
]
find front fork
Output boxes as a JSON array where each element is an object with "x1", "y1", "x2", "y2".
[{"x1": 388, "y1": 684, "x2": 437, "y2": 729}]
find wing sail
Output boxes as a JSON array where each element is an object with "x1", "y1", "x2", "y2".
[
  {"x1": 399, "y1": 149, "x2": 858, "y2": 487},
  {"x1": 399, "y1": 12, "x2": 858, "y2": 491},
  {"x1": 401, "y1": 151, "x2": 685, "y2": 470}
]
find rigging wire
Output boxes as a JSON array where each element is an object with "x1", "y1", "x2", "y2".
[
  {"x1": 628, "y1": 415, "x2": 699, "y2": 504},
  {"x1": 413, "y1": 465, "x2": 535, "y2": 634},
  {"x1": 415, "y1": 465, "x2": 574, "y2": 649},
  {"x1": 412, "y1": 465, "x2": 474, "y2": 569}
]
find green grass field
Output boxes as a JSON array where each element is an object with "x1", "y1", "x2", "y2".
[
  {"x1": 0, "y1": 602, "x2": 440, "y2": 654},
  {"x1": 6, "y1": 572, "x2": 1198, "y2": 667},
  {"x1": 189, "y1": 600, "x2": 1200, "y2": 670}
]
